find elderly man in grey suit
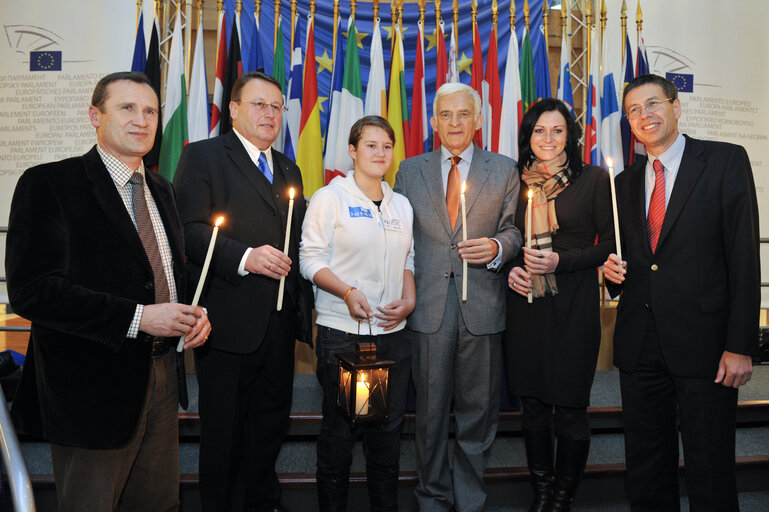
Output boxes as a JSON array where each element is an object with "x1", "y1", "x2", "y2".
[{"x1": 394, "y1": 82, "x2": 521, "y2": 512}]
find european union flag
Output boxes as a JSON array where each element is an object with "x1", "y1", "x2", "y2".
[
  {"x1": 666, "y1": 73, "x2": 694, "y2": 93},
  {"x1": 30, "y1": 51, "x2": 62, "y2": 71}
]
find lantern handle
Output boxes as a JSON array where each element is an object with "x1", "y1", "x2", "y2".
[{"x1": 355, "y1": 319, "x2": 377, "y2": 361}]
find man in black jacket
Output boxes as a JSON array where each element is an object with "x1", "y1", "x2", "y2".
[
  {"x1": 174, "y1": 71, "x2": 313, "y2": 512},
  {"x1": 6, "y1": 72, "x2": 210, "y2": 511},
  {"x1": 604, "y1": 74, "x2": 759, "y2": 511}
]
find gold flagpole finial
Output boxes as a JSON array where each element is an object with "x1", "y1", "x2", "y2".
[
  {"x1": 636, "y1": 0, "x2": 643, "y2": 33},
  {"x1": 621, "y1": 0, "x2": 627, "y2": 62},
  {"x1": 373, "y1": 0, "x2": 380, "y2": 21},
  {"x1": 435, "y1": 0, "x2": 442, "y2": 29},
  {"x1": 418, "y1": 0, "x2": 426, "y2": 25},
  {"x1": 197, "y1": 0, "x2": 204, "y2": 28},
  {"x1": 274, "y1": 0, "x2": 281, "y2": 51},
  {"x1": 136, "y1": 0, "x2": 142, "y2": 32},
  {"x1": 351, "y1": 0, "x2": 358, "y2": 20},
  {"x1": 524, "y1": 0, "x2": 530, "y2": 31},
  {"x1": 510, "y1": 0, "x2": 516, "y2": 31},
  {"x1": 290, "y1": 0, "x2": 297, "y2": 50},
  {"x1": 492, "y1": 0, "x2": 498, "y2": 26},
  {"x1": 600, "y1": 0, "x2": 607, "y2": 33},
  {"x1": 398, "y1": 0, "x2": 404, "y2": 33},
  {"x1": 471, "y1": 0, "x2": 478, "y2": 24},
  {"x1": 255, "y1": 0, "x2": 260, "y2": 18},
  {"x1": 332, "y1": 0, "x2": 340, "y2": 66},
  {"x1": 310, "y1": 0, "x2": 315, "y2": 18},
  {"x1": 236, "y1": 0, "x2": 242, "y2": 16}
]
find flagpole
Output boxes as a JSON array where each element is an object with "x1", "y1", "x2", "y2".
[
  {"x1": 398, "y1": 0, "x2": 404, "y2": 37},
  {"x1": 332, "y1": 0, "x2": 340, "y2": 72},
  {"x1": 255, "y1": 0, "x2": 261, "y2": 23},
  {"x1": 620, "y1": 0, "x2": 627, "y2": 65},
  {"x1": 452, "y1": 0, "x2": 459, "y2": 48},
  {"x1": 419, "y1": 0, "x2": 425, "y2": 28},
  {"x1": 391, "y1": 2, "x2": 397, "y2": 54},
  {"x1": 274, "y1": 0, "x2": 281, "y2": 57},
  {"x1": 290, "y1": 0, "x2": 297, "y2": 51},
  {"x1": 185, "y1": 0, "x2": 193, "y2": 94},
  {"x1": 510, "y1": 0, "x2": 515, "y2": 32},
  {"x1": 636, "y1": 1, "x2": 643, "y2": 37},
  {"x1": 524, "y1": 0, "x2": 530, "y2": 32},
  {"x1": 542, "y1": 0, "x2": 550, "y2": 98},
  {"x1": 136, "y1": 0, "x2": 142, "y2": 33},
  {"x1": 197, "y1": 1, "x2": 204, "y2": 47},
  {"x1": 584, "y1": 0, "x2": 592, "y2": 122},
  {"x1": 373, "y1": 0, "x2": 379, "y2": 21},
  {"x1": 435, "y1": 0, "x2": 441, "y2": 33}
]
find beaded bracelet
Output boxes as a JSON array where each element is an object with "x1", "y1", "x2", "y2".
[{"x1": 343, "y1": 286, "x2": 357, "y2": 302}]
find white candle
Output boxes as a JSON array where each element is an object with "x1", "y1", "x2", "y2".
[
  {"x1": 461, "y1": 181, "x2": 468, "y2": 302},
  {"x1": 355, "y1": 374, "x2": 370, "y2": 416},
  {"x1": 607, "y1": 158, "x2": 622, "y2": 262},
  {"x1": 177, "y1": 216, "x2": 224, "y2": 352},
  {"x1": 527, "y1": 189, "x2": 533, "y2": 304},
  {"x1": 277, "y1": 188, "x2": 295, "y2": 311}
]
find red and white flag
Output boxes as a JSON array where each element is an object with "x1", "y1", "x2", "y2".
[{"x1": 209, "y1": 10, "x2": 227, "y2": 137}]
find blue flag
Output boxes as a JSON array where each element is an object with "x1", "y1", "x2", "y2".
[
  {"x1": 30, "y1": 51, "x2": 61, "y2": 71},
  {"x1": 534, "y1": 24, "x2": 551, "y2": 100},
  {"x1": 130, "y1": 12, "x2": 147, "y2": 72}
]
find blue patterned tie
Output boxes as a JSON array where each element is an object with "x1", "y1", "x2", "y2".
[{"x1": 257, "y1": 152, "x2": 273, "y2": 184}]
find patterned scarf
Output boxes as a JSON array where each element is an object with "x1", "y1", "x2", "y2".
[{"x1": 521, "y1": 152, "x2": 569, "y2": 298}]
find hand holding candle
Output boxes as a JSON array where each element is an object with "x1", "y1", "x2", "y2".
[
  {"x1": 607, "y1": 158, "x2": 622, "y2": 262},
  {"x1": 177, "y1": 216, "x2": 224, "y2": 352},
  {"x1": 461, "y1": 181, "x2": 468, "y2": 302},
  {"x1": 277, "y1": 187, "x2": 295, "y2": 311},
  {"x1": 526, "y1": 189, "x2": 533, "y2": 304}
]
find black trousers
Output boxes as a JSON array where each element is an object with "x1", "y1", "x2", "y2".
[
  {"x1": 314, "y1": 325, "x2": 412, "y2": 512},
  {"x1": 196, "y1": 308, "x2": 295, "y2": 512},
  {"x1": 619, "y1": 316, "x2": 739, "y2": 512}
]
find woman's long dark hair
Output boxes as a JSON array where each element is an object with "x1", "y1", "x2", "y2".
[{"x1": 516, "y1": 98, "x2": 583, "y2": 180}]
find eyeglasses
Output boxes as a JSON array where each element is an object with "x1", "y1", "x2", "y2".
[
  {"x1": 235, "y1": 100, "x2": 287, "y2": 114},
  {"x1": 437, "y1": 111, "x2": 474, "y2": 122},
  {"x1": 625, "y1": 98, "x2": 674, "y2": 120}
]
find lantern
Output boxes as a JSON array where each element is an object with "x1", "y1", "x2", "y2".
[{"x1": 337, "y1": 332, "x2": 394, "y2": 424}]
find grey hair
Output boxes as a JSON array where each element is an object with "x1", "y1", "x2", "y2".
[{"x1": 432, "y1": 83, "x2": 482, "y2": 119}]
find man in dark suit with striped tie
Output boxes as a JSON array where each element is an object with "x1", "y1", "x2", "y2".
[{"x1": 603, "y1": 74, "x2": 759, "y2": 511}]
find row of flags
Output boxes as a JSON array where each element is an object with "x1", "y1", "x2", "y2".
[{"x1": 130, "y1": 1, "x2": 658, "y2": 195}]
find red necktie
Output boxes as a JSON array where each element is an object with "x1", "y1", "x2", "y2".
[
  {"x1": 446, "y1": 156, "x2": 461, "y2": 230},
  {"x1": 647, "y1": 159, "x2": 666, "y2": 253}
]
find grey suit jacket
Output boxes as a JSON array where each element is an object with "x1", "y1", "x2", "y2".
[{"x1": 394, "y1": 145, "x2": 521, "y2": 335}]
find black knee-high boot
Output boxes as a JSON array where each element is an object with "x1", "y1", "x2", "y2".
[
  {"x1": 523, "y1": 428, "x2": 555, "y2": 512},
  {"x1": 550, "y1": 438, "x2": 590, "y2": 512}
]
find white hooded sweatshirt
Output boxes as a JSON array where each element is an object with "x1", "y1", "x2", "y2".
[{"x1": 300, "y1": 172, "x2": 414, "y2": 335}]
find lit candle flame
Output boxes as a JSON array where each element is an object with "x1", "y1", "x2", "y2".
[
  {"x1": 461, "y1": 181, "x2": 466, "y2": 194},
  {"x1": 289, "y1": 187, "x2": 295, "y2": 200},
  {"x1": 528, "y1": 189, "x2": 533, "y2": 200},
  {"x1": 606, "y1": 157, "x2": 613, "y2": 168},
  {"x1": 358, "y1": 373, "x2": 366, "y2": 384},
  {"x1": 215, "y1": 216, "x2": 224, "y2": 227}
]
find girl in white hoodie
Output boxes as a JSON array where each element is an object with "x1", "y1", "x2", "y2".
[{"x1": 300, "y1": 116, "x2": 414, "y2": 512}]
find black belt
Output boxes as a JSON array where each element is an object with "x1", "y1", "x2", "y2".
[{"x1": 151, "y1": 336, "x2": 173, "y2": 357}]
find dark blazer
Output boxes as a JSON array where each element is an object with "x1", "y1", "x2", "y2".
[
  {"x1": 173, "y1": 131, "x2": 313, "y2": 352},
  {"x1": 6, "y1": 146, "x2": 187, "y2": 449},
  {"x1": 610, "y1": 135, "x2": 760, "y2": 376}
]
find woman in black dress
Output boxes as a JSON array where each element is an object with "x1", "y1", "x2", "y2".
[{"x1": 504, "y1": 98, "x2": 614, "y2": 511}]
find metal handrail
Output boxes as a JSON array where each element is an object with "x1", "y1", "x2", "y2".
[{"x1": 0, "y1": 392, "x2": 36, "y2": 511}]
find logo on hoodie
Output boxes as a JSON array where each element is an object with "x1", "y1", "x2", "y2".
[{"x1": 348, "y1": 206, "x2": 373, "y2": 219}]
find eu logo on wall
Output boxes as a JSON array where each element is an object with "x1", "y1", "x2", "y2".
[
  {"x1": 30, "y1": 51, "x2": 62, "y2": 71},
  {"x1": 666, "y1": 73, "x2": 694, "y2": 93}
]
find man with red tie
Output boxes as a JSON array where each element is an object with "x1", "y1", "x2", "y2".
[{"x1": 603, "y1": 74, "x2": 759, "y2": 511}]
